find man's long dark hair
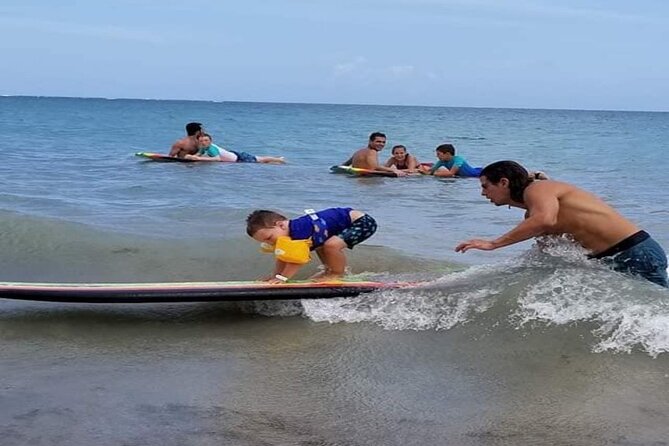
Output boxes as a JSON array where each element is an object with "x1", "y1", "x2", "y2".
[{"x1": 480, "y1": 161, "x2": 531, "y2": 203}]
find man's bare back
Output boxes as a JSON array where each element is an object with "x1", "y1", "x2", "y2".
[
  {"x1": 522, "y1": 180, "x2": 639, "y2": 254},
  {"x1": 169, "y1": 136, "x2": 199, "y2": 158},
  {"x1": 350, "y1": 147, "x2": 378, "y2": 169}
]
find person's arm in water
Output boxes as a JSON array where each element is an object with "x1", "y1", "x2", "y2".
[
  {"x1": 366, "y1": 151, "x2": 407, "y2": 176},
  {"x1": 184, "y1": 154, "x2": 225, "y2": 161},
  {"x1": 384, "y1": 157, "x2": 395, "y2": 168},
  {"x1": 169, "y1": 141, "x2": 185, "y2": 157},
  {"x1": 419, "y1": 160, "x2": 443, "y2": 175},
  {"x1": 342, "y1": 157, "x2": 353, "y2": 166},
  {"x1": 432, "y1": 165, "x2": 459, "y2": 177},
  {"x1": 455, "y1": 183, "x2": 560, "y2": 252},
  {"x1": 433, "y1": 157, "x2": 466, "y2": 177},
  {"x1": 184, "y1": 144, "x2": 229, "y2": 162},
  {"x1": 406, "y1": 155, "x2": 418, "y2": 171}
]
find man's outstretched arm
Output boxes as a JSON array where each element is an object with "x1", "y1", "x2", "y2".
[{"x1": 456, "y1": 186, "x2": 560, "y2": 252}]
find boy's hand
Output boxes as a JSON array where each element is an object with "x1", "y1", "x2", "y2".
[{"x1": 260, "y1": 274, "x2": 290, "y2": 284}]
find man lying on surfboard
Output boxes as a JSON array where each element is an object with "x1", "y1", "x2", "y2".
[
  {"x1": 168, "y1": 122, "x2": 204, "y2": 158},
  {"x1": 246, "y1": 208, "x2": 377, "y2": 283}
]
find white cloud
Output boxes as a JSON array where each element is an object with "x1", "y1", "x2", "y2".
[
  {"x1": 387, "y1": 65, "x2": 415, "y2": 78},
  {"x1": 332, "y1": 56, "x2": 441, "y2": 84},
  {"x1": 333, "y1": 56, "x2": 368, "y2": 77},
  {"x1": 333, "y1": 58, "x2": 423, "y2": 83}
]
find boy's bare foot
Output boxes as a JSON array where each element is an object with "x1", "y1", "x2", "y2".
[
  {"x1": 309, "y1": 271, "x2": 344, "y2": 282},
  {"x1": 314, "y1": 275, "x2": 344, "y2": 283},
  {"x1": 260, "y1": 157, "x2": 286, "y2": 164}
]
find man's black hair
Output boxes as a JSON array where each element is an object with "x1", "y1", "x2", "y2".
[
  {"x1": 369, "y1": 132, "x2": 386, "y2": 141},
  {"x1": 186, "y1": 122, "x2": 203, "y2": 136}
]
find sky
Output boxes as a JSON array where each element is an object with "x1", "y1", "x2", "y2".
[{"x1": 1, "y1": 0, "x2": 668, "y2": 111}]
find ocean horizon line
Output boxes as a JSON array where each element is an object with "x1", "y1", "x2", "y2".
[{"x1": 1, "y1": 93, "x2": 667, "y2": 114}]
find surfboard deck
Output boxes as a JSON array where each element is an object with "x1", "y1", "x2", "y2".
[
  {"x1": 0, "y1": 280, "x2": 416, "y2": 303},
  {"x1": 330, "y1": 163, "x2": 434, "y2": 177},
  {"x1": 135, "y1": 152, "x2": 198, "y2": 162},
  {"x1": 330, "y1": 165, "x2": 398, "y2": 177}
]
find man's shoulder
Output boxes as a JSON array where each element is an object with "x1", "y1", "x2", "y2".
[
  {"x1": 171, "y1": 137, "x2": 188, "y2": 147},
  {"x1": 526, "y1": 179, "x2": 569, "y2": 197}
]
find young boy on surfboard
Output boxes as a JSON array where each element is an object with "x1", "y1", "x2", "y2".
[
  {"x1": 185, "y1": 133, "x2": 285, "y2": 164},
  {"x1": 418, "y1": 143, "x2": 482, "y2": 178},
  {"x1": 246, "y1": 208, "x2": 377, "y2": 283}
]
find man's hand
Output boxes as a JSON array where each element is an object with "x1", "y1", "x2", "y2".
[{"x1": 455, "y1": 239, "x2": 497, "y2": 253}]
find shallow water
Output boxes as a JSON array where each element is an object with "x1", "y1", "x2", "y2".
[{"x1": 1, "y1": 97, "x2": 669, "y2": 444}]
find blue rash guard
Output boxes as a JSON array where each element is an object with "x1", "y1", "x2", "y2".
[
  {"x1": 288, "y1": 207, "x2": 353, "y2": 249},
  {"x1": 430, "y1": 155, "x2": 482, "y2": 177}
]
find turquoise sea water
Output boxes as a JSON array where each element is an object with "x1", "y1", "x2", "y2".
[{"x1": 1, "y1": 96, "x2": 669, "y2": 445}]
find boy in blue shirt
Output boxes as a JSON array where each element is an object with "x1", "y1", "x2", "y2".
[
  {"x1": 419, "y1": 143, "x2": 482, "y2": 178},
  {"x1": 246, "y1": 208, "x2": 377, "y2": 282}
]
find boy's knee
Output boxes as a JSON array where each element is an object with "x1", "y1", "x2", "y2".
[{"x1": 323, "y1": 237, "x2": 346, "y2": 250}]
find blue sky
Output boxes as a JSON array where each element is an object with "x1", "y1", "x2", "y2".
[{"x1": 1, "y1": 0, "x2": 668, "y2": 110}]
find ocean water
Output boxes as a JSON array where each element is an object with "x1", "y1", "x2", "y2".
[{"x1": 1, "y1": 96, "x2": 669, "y2": 445}]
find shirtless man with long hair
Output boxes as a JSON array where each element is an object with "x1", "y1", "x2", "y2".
[{"x1": 456, "y1": 160, "x2": 667, "y2": 287}]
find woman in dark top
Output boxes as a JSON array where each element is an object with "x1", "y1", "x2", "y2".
[{"x1": 384, "y1": 145, "x2": 419, "y2": 172}]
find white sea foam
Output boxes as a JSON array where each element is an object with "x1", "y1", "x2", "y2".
[
  {"x1": 301, "y1": 266, "x2": 504, "y2": 330},
  {"x1": 515, "y1": 267, "x2": 669, "y2": 356},
  {"x1": 294, "y1": 243, "x2": 669, "y2": 357}
]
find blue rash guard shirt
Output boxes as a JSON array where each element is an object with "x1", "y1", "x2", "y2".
[
  {"x1": 430, "y1": 155, "x2": 482, "y2": 177},
  {"x1": 288, "y1": 207, "x2": 353, "y2": 248}
]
